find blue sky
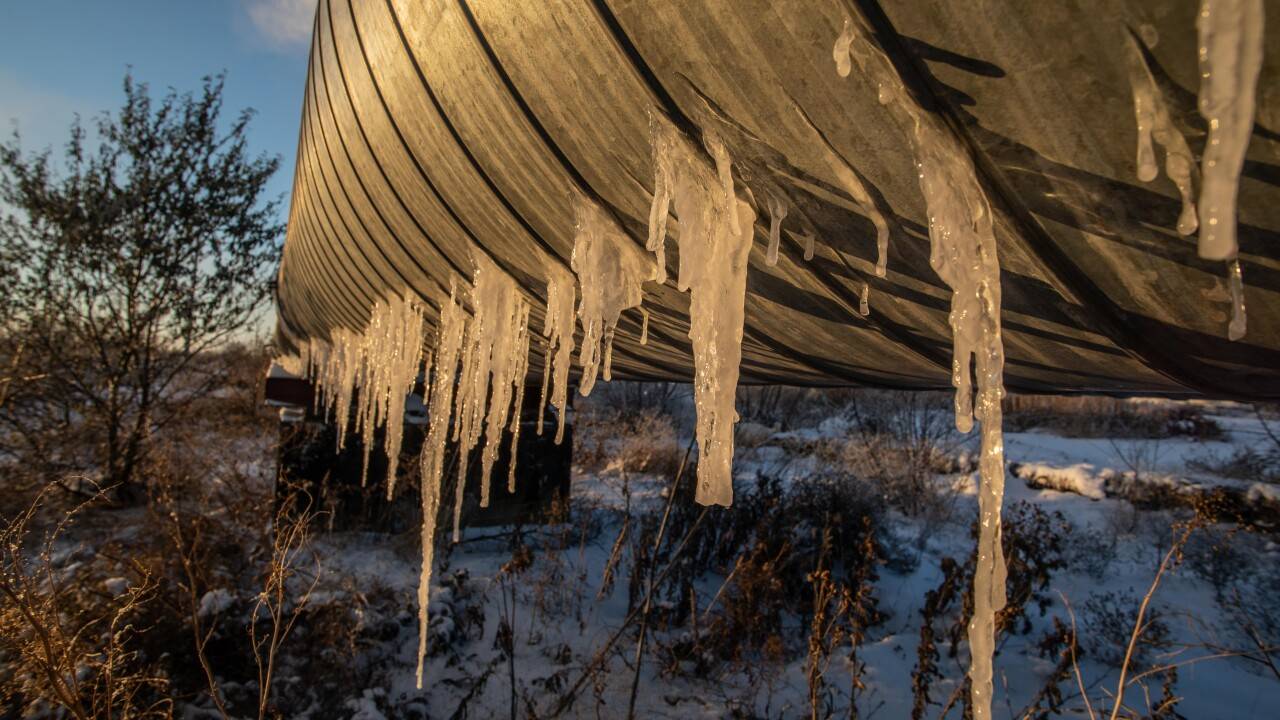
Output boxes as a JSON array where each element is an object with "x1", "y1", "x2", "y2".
[{"x1": 0, "y1": 0, "x2": 314, "y2": 210}]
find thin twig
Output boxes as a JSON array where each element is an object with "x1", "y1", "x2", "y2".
[
  {"x1": 1059, "y1": 592, "x2": 1097, "y2": 720},
  {"x1": 625, "y1": 437, "x2": 694, "y2": 719},
  {"x1": 548, "y1": 503, "x2": 711, "y2": 718},
  {"x1": 1107, "y1": 522, "x2": 1193, "y2": 720}
]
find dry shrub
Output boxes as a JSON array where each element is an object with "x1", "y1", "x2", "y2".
[
  {"x1": 1189, "y1": 445, "x2": 1280, "y2": 484},
  {"x1": 811, "y1": 390, "x2": 969, "y2": 522},
  {"x1": 1005, "y1": 394, "x2": 1223, "y2": 439},
  {"x1": 523, "y1": 494, "x2": 595, "y2": 634},
  {"x1": 1080, "y1": 590, "x2": 1172, "y2": 669},
  {"x1": 735, "y1": 385, "x2": 812, "y2": 430},
  {"x1": 0, "y1": 379, "x2": 338, "y2": 720},
  {"x1": 654, "y1": 473, "x2": 889, "y2": 692},
  {"x1": 0, "y1": 488, "x2": 173, "y2": 718},
  {"x1": 577, "y1": 406, "x2": 682, "y2": 476}
]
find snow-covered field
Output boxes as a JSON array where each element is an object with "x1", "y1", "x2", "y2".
[{"x1": 283, "y1": 396, "x2": 1280, "y2": 719}]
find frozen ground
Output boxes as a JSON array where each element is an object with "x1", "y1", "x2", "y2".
[{"x1": 252, "y1": 399, "x2": 1280, "y2": 718}]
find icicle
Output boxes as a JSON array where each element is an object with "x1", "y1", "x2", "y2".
[
  {"x1": 1227, "y1": 258, "x2": 1247, "y2": 341},
  {"x1": 415, "y1": 282, "x2": 468, "y2": 690},
  {"x1": 602, "y1": 327, "x2": 616, "y2": 382},
  {"x1": 543, "y1": 265, "x2": 577, "y2": 444},
  {"x1": 836, "y1": 15, "x2": 1007, "y2": 719},
  {"x1": 859, "y1": 281, "x2": 871, "y2": 317},
  {"x1": 705, "y1": 130, "x2": 741, "y2": 239},
  {"x1": 312, "y1": 325, "x2": 363, "y2": 451},
  {"x1": 766, "y1": 194, "x2": 788, "y2": 266},
  {"x1": 1196, "y1": 0, "x2": 1264, "y2": 262},
  {"x1": 638, "y1": 306, "x2": 650, "y2": 346},
  {"x1": 507, "y1": 303, "x2": 532, "y2": 493},
  {"x1": 536, "y1": 338, "x2": 551, "y2": 437},
  {"x1": 647, "y1": 114, "x2": 755, "y2": 508},
  {"x1": 451, "y1": 321, "x2": 478, "y2": 543},
  {"x1": 373, "y1": 296, "x2": 428, "y2": 500},
  {"x1": 1125, "y1": 33, "x2": 1199, "y2": 235},
  {"x1": 647, "y1": 113, "x2": 677, "y2": 286},
  {"x1": 1196, "y1": 0, "x2": 1262, "y2": 341},
  {"x1": 570, "y1": 189, "x2": 655, "y2": 397},
  {"x1": 460, "y1": 252, "x2": 530, "y2": 508}
]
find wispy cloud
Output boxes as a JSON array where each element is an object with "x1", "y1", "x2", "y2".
[{"x1": 244, "y1": 0, "x2": 316, "y2": 50}]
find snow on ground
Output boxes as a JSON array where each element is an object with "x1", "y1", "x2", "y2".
[{"x1": 299, "y1": 399, "x2": 1280, "y2": 718}]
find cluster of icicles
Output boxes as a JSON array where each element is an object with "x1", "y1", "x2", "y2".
[
  {"x1": 307, "y1": 294, "x2": 426, "y2": 497},
  {"x1": 291, "y1": 131, "x2": 765, "y2": 686},
  {"x1": 1125, "y1": 0, "x2": 1263, "y2": 341},
  {"x1": 829, "y1": 2, "x2": 1264, "y2": 717},
  {"x1": 276, "y1": 0, "x2": 1264, "y2": 702}
]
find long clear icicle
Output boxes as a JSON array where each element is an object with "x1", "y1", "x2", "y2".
[
  {"x1": 1196, "y1": 0, "x2": 1262, "y2": 341},
  {"x1": 536, "y1": 338, "x2": 552, "y2": 437},
  {"x1": 544, "y1": 266, "x2": 577, "y2": 443},
  {"x1": 571, "y1": 189, "x2": 655, "y2": 397},
  {"x1": 648, "y1": 117, "x2": 755, "y2": 508},
  {"x1": 451, "y1": 321, "x2": 478, "y2": 542},
  {"x1": 507, "y1": 304, "x2": 532, "y2": 493},
  {"x1": 836, "y1": 16, "x2": 1007, "y2": 719},
  {"x1": 1125, "y1": 33, "x2": 1199, "y2": 235},
  {"x1": 415, "y1": 283, "x2": 468, "y2": 690}
]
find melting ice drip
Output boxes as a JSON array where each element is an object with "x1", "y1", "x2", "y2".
[
  {"x1": 571, "y1": 190, "x2": 655, "y2": 396},
  {"x1": 451, "y1": 252, "x2": 531, "y2": 517},
  {"x1": 765, "y1": 193, "x2": 788, "y2": 267},
  {"x1": 415, "y1": 282, "x2": 468, "y2": 689},
  {"x1": 828, "y1": 35, "x2": 897, "y2": 278},
  {"x1": 540, "y1": 265, "x2": 576, "y2": 443},
  {"x1": 1196, "y1": 0, "x2": 1263, "y2": 341},
  {"x1": 309, "y1": 294, "x2": 427, "y2": 496},
  {"x1": 648, "y1": 115, "x2": 756, "y2": 507},
  {"x1": 835, "y1": 17, "x2": 1008, "y2": 720},
  {"x1": 1125, "y1": 33, "x2": 1199, "y2": 236}
]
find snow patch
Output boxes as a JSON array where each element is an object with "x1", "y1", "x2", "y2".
[
  {"x1": 1012, "y1": 462, "x2": 1107, "y2": 500},
  {"x1": 198, "y1": 589, "x2": 235, "y2": 618}
]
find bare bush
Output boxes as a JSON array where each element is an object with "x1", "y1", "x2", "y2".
[
  {"x1": 1188, "y1": 445, "x2": 1280, "y2": 484},
  {"x1": 1005, "y1": 394, "x2": 1223, "y2": 440},
  {"x1": 1080, "y1": 590, "x2": 1172, "y2": 670},
  {"x1": 736, "y1": 385, "x2": 812, "y2": 430},
  {"x1": 0, "y1": 488, "x2": 171, "y2": 718},
  {"x1": 576, "y1": 406, "x2": 683, "y2": 476}
]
